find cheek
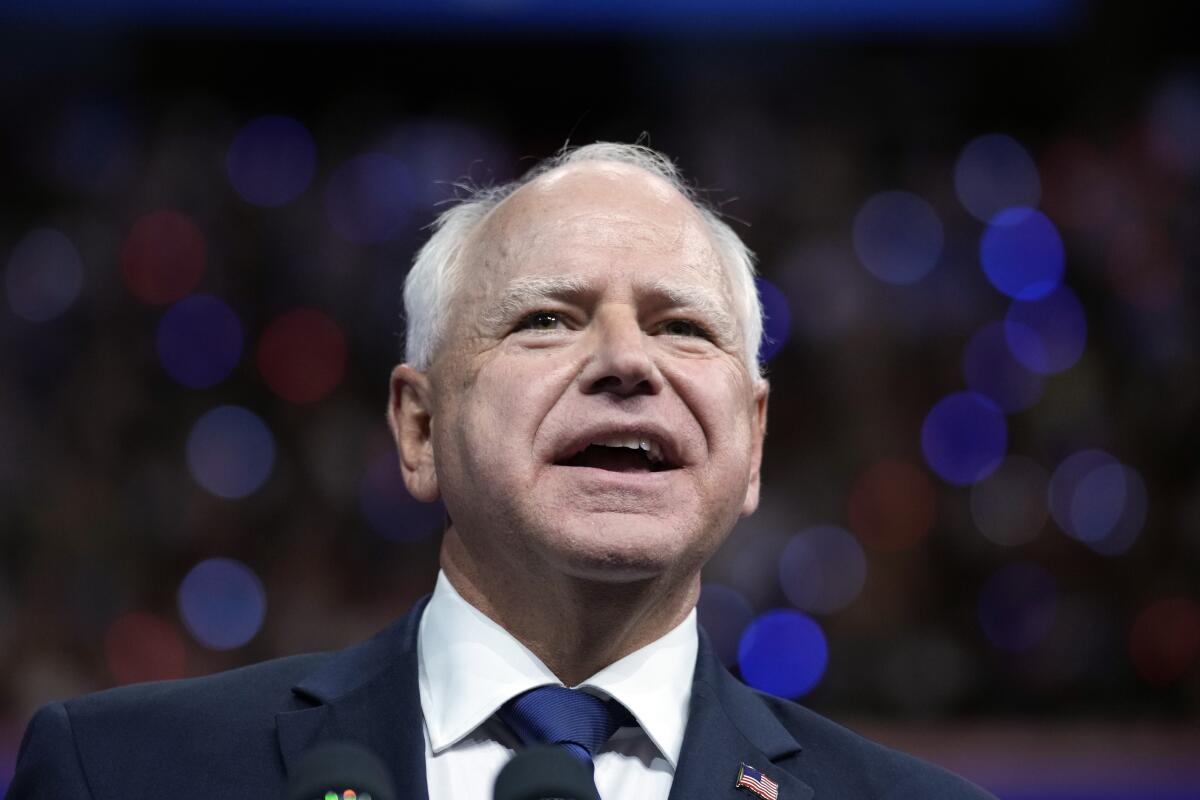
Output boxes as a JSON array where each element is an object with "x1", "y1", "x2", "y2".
[
  {"x1": 433, "y1": 392, "x2": 519, "y2": 525},
  {"x1": 673, "y1": 362, "x2": 757, "y2": 452},
  {"x1": 676, "y1": 367, "x2": 759, "y2": 518},
  {"x1": 452, "y1": 358, "x2": 564, "y2": 467}
]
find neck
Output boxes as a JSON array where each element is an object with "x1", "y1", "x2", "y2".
[{"x1": 439, "y1": 528, "x2": 700, "y2": 687}]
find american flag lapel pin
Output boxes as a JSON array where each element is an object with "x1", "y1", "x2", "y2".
[{"x1": 734, "y1": 762, "x2": 780, "y2": 800}]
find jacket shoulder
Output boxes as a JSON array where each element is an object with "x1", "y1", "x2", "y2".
[
  {"x1": 65, "y1": 650, "x2": 330, "y2": 729},
  {"x1": 755, "y1": 692, "x2": 996, "y2": 799},
  {"x1": 10, "y1": 652, "x2": 332, "y2": 800}
]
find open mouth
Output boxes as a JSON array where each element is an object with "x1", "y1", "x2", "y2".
[{"x1": 555, "y1": 440, "x2": 679, "y2": 474}]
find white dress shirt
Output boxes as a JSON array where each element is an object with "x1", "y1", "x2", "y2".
[{"x1": 418, "y1": 570, "x2": 698, "y2": 799}]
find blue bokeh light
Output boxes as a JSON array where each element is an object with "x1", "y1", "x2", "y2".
[
  {"x1": 962, "y1": 322, "x2": 1045, "y2": 413},
  {"x1": 5, "y1": 228, "x2": 84, "y2": 322},
  {"x1": 378, "y1": 119, "x2": 513, "y2": 211},
  {"x1": 778, "y1": 525, "x2": 867, "y2": 614},
  {"x1": 156, "y1": 294, "x2": 243, "y2": 389},
  {"x1": 1070, "y1": 461, "x2": 1127, "y2": 543},
  {"x1": 1049, "y1": 450, "x2": 1147, "y2": 555},
  {"x1": 359, "y1": 451, "x2": 444, "y2": 541},
  {"x1": 978, "y1": 562, "x2": 1058, "y2": 652},
  {"x1": 954, "y1": 133, "x2": 1042, "y2": 222},
  {"x1": 1049, "y1": 449, "x2": 1117, "y2": 536},
  {"x1": 324, "y1": 152, "x2": 413, "y2": 244},
  {"x1": 697, "y1": 583, "x2": 754, "y2": 667},
  {"x1": 852, "y1": 190, "x2": 944, "y2": 285},
  {"x1": 177, "y1": 557, "x2": 266, "y2": 650},
  {"x1": 1086, "y1": 465, "x2": 1147, "y2": 556},
  {"x1": 756, "y1": 277, "x2": 791, "y2": 362},
  {"x1": 921, "y1": 391, "x2": 1007, "y2": 486},
  {"x1": 1004, "y1": 286, "x2": 1087, "y2": 374},
  {"x1": 738, "y1": 609, "x2": 828, "y2": 698},
  {"x1": 186, "y1": 405, "x2": 275, "y2": 499},
  {"x1": 980, "y1": 207, "x2": 1064, "y2": 300},
  {"x1": 226, "y1": 115, "x2": 317, "y2": 207}
]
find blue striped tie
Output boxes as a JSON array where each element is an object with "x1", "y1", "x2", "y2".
[{"x1": 498, "y1": 685, "x2": 632, "y2": 772}]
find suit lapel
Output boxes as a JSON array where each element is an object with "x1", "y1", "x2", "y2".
[
  {"x1": 668, "y1": 631, "x2": 814, "y2": 800},
  {"x1": 277, "y1": 597, "x2": 431, "y2": 800}
]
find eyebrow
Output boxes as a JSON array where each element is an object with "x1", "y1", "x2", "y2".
[
  {"x1": 482, "y1": 275, "x2": 594, "y2": 329},
  {"x1": 483, "y1": 274, "x2": 739, "y2": 344},
  {"x1": 645, "y1": 278, "x2": 738, "y2": 344}
]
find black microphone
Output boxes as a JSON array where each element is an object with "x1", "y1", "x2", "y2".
[
  {"x1": 287, "y1": 741, "x2": 396, "y2": 800},
  {"x1": 493, "y1": 745, "x2": 600, "y2": 800}
]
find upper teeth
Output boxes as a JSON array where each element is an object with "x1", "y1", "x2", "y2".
[{"x1": 593, "y1": 437, "x2": 664, "y2": 463}]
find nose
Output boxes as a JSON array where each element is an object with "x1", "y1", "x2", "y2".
[{"x1": 578, "y1": 306, "x2": 663, "y2": 398}]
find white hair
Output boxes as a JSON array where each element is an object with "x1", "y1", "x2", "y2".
[{"x1": 402, "y1": 141, "x2": 765, "y2": 380}]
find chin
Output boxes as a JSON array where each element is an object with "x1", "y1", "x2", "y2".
[{"x1": 540, "y1": 513, "x2": 709, "y2": 584}]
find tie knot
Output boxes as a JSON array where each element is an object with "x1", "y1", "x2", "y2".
[{"x1": 499, "y1": 685, "x2": 631, "y2": 765}]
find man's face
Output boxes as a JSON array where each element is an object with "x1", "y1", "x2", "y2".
[{"x1": 398, "y1": 162, "x2": 767, "y2": 584}]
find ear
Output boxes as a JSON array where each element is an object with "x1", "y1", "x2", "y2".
[
  {"x1": 741, "y1": 378, "x2": 770, "y2": 516},
  {"x1": 387, "y1": 363, "x2": 440, "y2": 502}
]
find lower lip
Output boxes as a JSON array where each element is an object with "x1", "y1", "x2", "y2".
[{"x1": 549, "y1": 465, "x2": 678, "y2": 489}]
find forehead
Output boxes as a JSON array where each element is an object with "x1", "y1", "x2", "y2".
[{"x1": 463, "y1": 162, "x2": 729, "y2": 295}]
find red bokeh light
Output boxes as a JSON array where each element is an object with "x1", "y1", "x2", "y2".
[
  {"x1": 1130, "y1": 596, "x2": 1200, "y2": 686},
  {"x1": 120, "y1": 210, "x2": 206, "y2": 305},
  {"x1": 103, "y1": 612, "x2": 187, "y2": 686},
  {"x1": 848, "y1": 459, "x2": 938, "y2": 551},
  {"x1": 257, "y1": 308, "x2": 347, "y2": 404}
]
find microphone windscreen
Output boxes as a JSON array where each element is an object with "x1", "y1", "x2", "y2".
[
  {"x1": 493, "y1": 745, "x2": 600, "y2": 800},
  {"x1": 287, "y1": 741, "x2": 396, "y2": 800}
]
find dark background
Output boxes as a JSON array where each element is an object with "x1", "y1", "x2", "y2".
[{"x1": 2, "y1": 1, "x2": 1198, "y2": 796}]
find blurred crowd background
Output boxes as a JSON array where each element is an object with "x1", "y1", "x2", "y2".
[{"x1": 2, "y1": 1, "x2": 1198, "y2": 797}]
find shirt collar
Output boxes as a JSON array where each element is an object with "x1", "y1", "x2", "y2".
[{"x1": 417, "y1": 570, "x2": 697, "y2": 768}]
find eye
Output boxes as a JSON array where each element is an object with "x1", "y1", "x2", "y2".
[
  {"x1": 660, "y1": 319, "x2": 711, "y2": 339},
  {"x1": 516, "y1": 310, "x2": 566, "y2": 332}
]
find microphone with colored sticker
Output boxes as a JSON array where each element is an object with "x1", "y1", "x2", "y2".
[{"x1": 287, "y1": 741, "x2": 395, "y2": 800}]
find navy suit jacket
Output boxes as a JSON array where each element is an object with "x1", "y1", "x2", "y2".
[{"x1": 8, "y1": 597, "x2": 994, "y2": 799}]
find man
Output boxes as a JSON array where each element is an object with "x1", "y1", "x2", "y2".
[{"x1": 8, "y1": 142, "x2": 993, "y2": 799}]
